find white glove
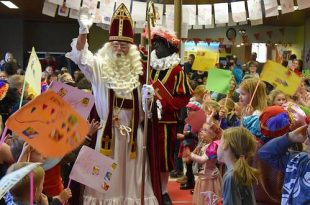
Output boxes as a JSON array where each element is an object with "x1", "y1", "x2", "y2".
[
  {"x1": 78, "y1": 7, "x2": 95, "y2": 34},
  {"x1": 142, "y1": 84, "x2": 154, "y2": 112},
  {"x1": 156, "y1": 99, "x2": 162, "y2": 120}
]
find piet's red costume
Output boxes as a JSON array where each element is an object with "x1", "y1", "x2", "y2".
[{"x1": 140, "y1": 27, "x2": 192, "y2": 204}]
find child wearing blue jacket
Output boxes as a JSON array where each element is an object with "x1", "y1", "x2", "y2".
[{"x1": 258, "y1": 124, "x2": 310, "y2": 205}]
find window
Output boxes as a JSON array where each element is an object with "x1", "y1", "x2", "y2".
[{"x1": 251, "y1": 43, "x2": 267, "y2": 63}]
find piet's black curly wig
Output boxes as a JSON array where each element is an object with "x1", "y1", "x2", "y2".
[{"x1": 153, "y1": 35, "x2": 179, "y2": 54}]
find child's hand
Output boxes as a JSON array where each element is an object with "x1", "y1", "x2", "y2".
[
  {"x1": 17, "y1": 142, "x2": 32, "y2": 162},
  {"x1": 56, "y1": 188, "x2": 72, "y2": 203},
  {"x1": 4, "y1": 134, "x2": 13, "y2": 145},
  {"x1": 288, "y1": 124, "x2": 308, "y2": 143},
  {"x1": 177, "y1": 133, "x2": 185, "y2": 140},
  {"x1": 244, "y1": 104, "x2": 254, "y2": 116},
  {"x1": 205, "y1": 110, "x2": 216, "y2": 125},
  {"x1": 88, "y1": 119, "x2": 102, "y2": 137},
  {"x1": 39, "y1": 193, "x2": 49, "y2": 205}
]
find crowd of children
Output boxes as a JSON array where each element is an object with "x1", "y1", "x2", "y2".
[{"x1": 1, "y1": 50, "x2": 310, "y2": 205}]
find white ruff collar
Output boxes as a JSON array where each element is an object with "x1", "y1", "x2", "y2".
[
  {"x1": 150, "y1": 50, "x2": 180, "y2": 71},
  {"x1": 96, "y1": 43, "x2": 143, "y2": 96}
]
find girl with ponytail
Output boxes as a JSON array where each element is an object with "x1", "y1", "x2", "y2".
[{"x1": 217, "y1": 127, "x2": 258, "y2": 205}]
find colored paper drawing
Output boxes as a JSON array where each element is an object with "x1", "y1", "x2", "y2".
[
  {"x1": 5, "y1": 90, "x2": 88, "y2": 157},
  {"x1": 69, "y1": 146, "x2": 117, "y2": 193},
  {"x1": 0, "y1": 163, "x2": 41, "y2": 200},
  {"x1": 49, "y1": 81, "x2": 95, "y2": 119}
]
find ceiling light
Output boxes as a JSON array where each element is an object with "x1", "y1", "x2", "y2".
[
  {"x1": 0, "y1": 1, "x2": 19, "y2": 9},
  {"x1": 236, "y1": 44, "x2": 241, "y2": 48}
]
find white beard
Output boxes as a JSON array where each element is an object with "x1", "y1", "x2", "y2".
[{"x1": 96, "y1": 43, "x2": 143, "y2": 96}]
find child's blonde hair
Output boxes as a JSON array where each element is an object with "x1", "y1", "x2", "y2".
[
  {"x1": 203, "y1": 100, "x2": 220, "y2": 113},
  {"x1": 268, "y1": 89, "x2": 287, "y2": 105},
  {"x1": 239, "y1": 78, "x2": 267, "y2": 111},
  {"x1": 218, "y1": 98, "x2": 235, "y2": 113},
  {"x1": 222, "y1": 127, "x2": 258, "y2": 186},
  {"x1": 7, "y1": 162, "x2": 45, "y2": 200},
  {"x1": 193, "y1": 85, "x2": 207, "y2": 97}
]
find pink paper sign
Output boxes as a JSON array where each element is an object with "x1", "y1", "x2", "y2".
[
  {"x1": 185, "y1": 109, "x2": 206, "y2": 133},
  {"x1": 69, "y1": 146, "x2": 117, "y2": 193},
  {"x1": 49, "y1": 81, "x2": 95, "y2": 119}
]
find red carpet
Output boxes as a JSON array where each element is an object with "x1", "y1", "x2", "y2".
[{"x1": 168, "y1": 181, "x2": 193, "y2": 204}]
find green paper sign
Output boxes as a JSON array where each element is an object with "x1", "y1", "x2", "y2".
[
  {"x1": 206, "y1": 68, "x2": 232, "y2": 94},
  {"x1": 302, "y1": 69, "x2": 310, "y2": 79}
]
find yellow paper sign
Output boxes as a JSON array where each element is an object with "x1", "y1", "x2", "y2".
[
  {"x1": 6, "y1": 90, "x2": 88, "y2": 157},
  {"x1": 192, "y1": 50, "x2": 219, "y2": 71},
  {"x1": 260, "y1": 60, "x2": 302, "y2": 96},
  {"x1": 25, "y1": 47, "x2": 42, "y2": 97}
]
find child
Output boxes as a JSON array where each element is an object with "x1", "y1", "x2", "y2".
[
  {"x1": 6, "y1": 162, "x2": 72, "y2": 205},
  {"x1": 238, "y1": 78, "x2": 267, "y2": 116},
  {"x1": 268, "y1": 89, "x2": 288, "y2": 106},
  {"x1": 258, "y1": 124, "x2": 310, "y2": 204},
  {"x1": 177, "y1": 100, "x2": 201, "y2": 190},
  {"x1": 217, "y1": 127, "x2": 258, "y2": 205},
  {"x1": 186, "y1": 119, "x2": 223, "y2": 205},
  {"x1": 243, "y1": 61, "x2": 259, "y2": 80},
  {"x1": 218, "y1": 98, "x2": 240, "y2": 129}
]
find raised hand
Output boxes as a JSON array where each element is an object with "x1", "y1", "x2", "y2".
[{"x1": 78, "y1": 7, "x2": 95, "y2": 34}]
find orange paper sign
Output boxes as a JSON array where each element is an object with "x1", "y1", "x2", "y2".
[{"x1": 6, "y1": 90, "x2": 88, "y2": 157}]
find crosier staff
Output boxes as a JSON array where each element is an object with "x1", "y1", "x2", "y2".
[{"x1": 141, "y1": 1, "x2": 156, "y2": 205}]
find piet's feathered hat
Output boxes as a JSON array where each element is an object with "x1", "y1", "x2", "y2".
[
  {"x1": 109, "y1": 3, "x2": 134, "y2": 43},
  {"x1": 259, "y1": 106, "x2": 290, "y2": 138},
  {"x1": 151, "y1": 26, "x2": 181, "y2": 47}
]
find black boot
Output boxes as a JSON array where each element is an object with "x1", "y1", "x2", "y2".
[
  {"x1": 180, "y1": 182, "x2": 195, "y2": 190},
  {"x1": 162, "y1": 193, "x2": 172, "y2": 205}
]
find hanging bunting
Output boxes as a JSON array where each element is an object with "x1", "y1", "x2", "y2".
[
  {"x1": 154, "y1": 3, "x2": 164, "y2": 26},
  {"x1": 247, "y1": 0, "x2": 263, "y2": 20},
  {"x1": 263, "y1": 0, "x2": 279, "y2": 17},
  {"x1": 182, "y1": 5, "x2": 196, "y2": 26},
  {"x1": 131, "y1": 1, "x2": 147, "y2": 22},
  {"x1": 254, "y1": 33, "x2": 260, "y2": 41},
  {"x1": 279, "y1": 28, "x2": 285, "y2": 36},
  {"x1": 42, "y1": 0, "x2": 58, "y2": 17},
  {"x1": 204, "y1": 16, "x2": 215, "y2": 29},
  {"x1": 165, "y1": 4, "x2": 174, "y2": 29},
  {"x1": 48, "y1": 0, "x2": 63, "y2": 5},
  {"x1": 297, "y1": 0, "x2": 310, "y2": 10},
  {"x1": 197, "y1": 4, "x2": 212, "y2": 26},
  {"x1": 214, "y1": 3, "x2": 229, "y2": 24},
  {"x1": 231, "y1": 1, "x2": 247, "y2": 23},
  {"x1": 266, "y1": 30, "x2": 273, "y2": 39},
  {"x1": 65, "y1": 0, "x2": 81, "y2": 10},
  {"x1": 228, "y1": 12, "x2": 237, "y2": 26},
  {"x1": 100, "y1": 0, "x2": 115, "y2": 25},
  {"x1": 251, "y1": 19, "x2": 263, "y2": 26},
  {"x1": 280, "y1": 0, "x2": 294, "y2": 14},
  {"x1": 69, "y1": 9, "x2": 79, "y2": 19},
  {"x1": 82, "y1": 0, "x2": 97, "y2": 15},
  {"x1": 58, "y1": 3, "x2": 69, "y2": 17}
]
